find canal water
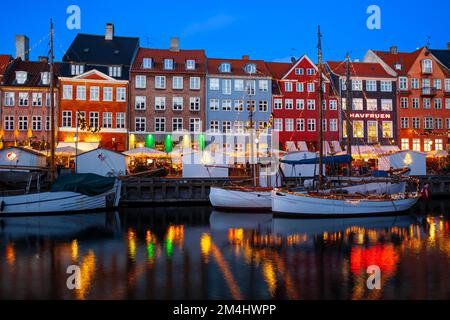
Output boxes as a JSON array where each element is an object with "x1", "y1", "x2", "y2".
[{"x1": 0, "y1": 200, "x2": 449, "y2": 300}]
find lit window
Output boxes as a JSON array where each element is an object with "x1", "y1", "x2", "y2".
[
  {"x1": 164, "y1": 59, "x2": 174, "y2": 70},
  {"x1": 353, "y1": 120, "x2": 364, "y2": 138}
]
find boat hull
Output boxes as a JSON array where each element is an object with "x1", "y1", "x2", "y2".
[
  {"x1": 272, "y1": 190, "x2": 419, "y2": 216},
  {"x1": 209, "y1": 187, "x2": 272, "y2": 210}
]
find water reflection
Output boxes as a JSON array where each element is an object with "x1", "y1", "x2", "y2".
[{"x1": 0, "y1": 203, "x2": 448, "y2": 300}]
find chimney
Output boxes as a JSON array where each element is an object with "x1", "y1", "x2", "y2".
[
  {"x1": 291, "y1": 57, "x2": 296, "y2": 64},
  {"x1": 38, "y1": 56, "x2": 48, "y2": 63},
  {"x1": 170, "y1": 37, "x2": 180, "y2": 52},
  {"x1": 242, "y1": 55, "x2": 249, "y2": 60},
  {"x1": 105, "y1": 23, "x2": 114, "y2": 41},
  {"x1": 16, "y1": 35, "x2": 29, "y2": 61},
  {"x1": 390, "y1": 46, "x2": 398, "y2": 54}
]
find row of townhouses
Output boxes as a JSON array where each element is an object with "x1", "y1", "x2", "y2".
[{"x1": 0, "y1": 24, "x2": 449, "y2": 154}]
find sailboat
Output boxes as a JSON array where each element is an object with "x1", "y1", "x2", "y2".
[
  {"x1": 0, "y1": 20, "x2": 122, "y2": 217},
  {"x1": 272, "y1": 26, "x2": 420, "y2": 217}
]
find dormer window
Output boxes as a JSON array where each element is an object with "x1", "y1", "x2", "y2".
[
  {"x1": 41, "y1": 72, "x2": 50, "y2": 85},
  {"x1": 245, "y1": 63, "x2": 256, "y2": 74},
  {"x1": 71, "y1": 64, "x2": 84, "y2": 76},
  {"x1": 108, "y1": 66, "x2": 122, "y2": 77},
  {"x1": 186, "y1": 59, "x2": 196, "y2": 70},
  {"x1": 16, "y1": 71, "x2": 28, "y2": 84},
  {"x1": 395, "y1": 63, "x2": 402, "y2": 70},
  {"x1": 219, "y1": 63, "x2": 231, "y2": 73},
  {"x1": 143, "y1": 58, "x2": 153, "y2": 69},
  {"x1": 164, "y1": 59, "x2": 174, "y2": 70},
  {"x1": 422, "y1": 59, "x2": 432, "y2": 74}
]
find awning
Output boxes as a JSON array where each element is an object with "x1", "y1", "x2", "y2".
[
  {"x1": 340, "y1": 145, "x2": 400, "y2": 157},
  {"x1": 286, "y1": 141, "x2": 298, "y2": 152},
  {"x1": 281, "y1": 154, "x2": 352, "y2": 165},
  {"x1": 297, "y1": 141, "x2": 309, "y2": 152},
  {"x1": 427, "y1": 150, "x2": 449, "y2": 158},
  {"x1": 57, "y1": 142, "x2": 99, "y2": 153},
  {"x1": 330, "y1": 141, "x2": 342, "y2": 153},
  {"x1": 123, "y1": 147, "x2": 167, "y2": 158}
]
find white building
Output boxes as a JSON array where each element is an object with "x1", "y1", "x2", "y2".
[
  {"x1": 76, "y1": 148, "x2": 129, "y2": 177},
  {"x1": 378, "y1": 151, "x2": 426, "y2": 176},
  {"x1": 0, "y1": 147, "x2": 47, "y2": 168}
]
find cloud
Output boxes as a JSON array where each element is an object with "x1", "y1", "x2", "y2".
[{"x1": 182, "y1": 14, "x2": 236, "y2": 37}]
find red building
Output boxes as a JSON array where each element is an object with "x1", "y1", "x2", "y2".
[
  {"x1": 266, "y1": 55, "x2": 340, "y2": 152},
  {"x1": 365, "y1": 46, "x2": 450, "y2": 152}
]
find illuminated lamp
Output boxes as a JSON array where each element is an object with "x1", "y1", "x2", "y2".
[
  {"x1": 182, "y1": 134, "x2": 191, "y2": 149},
  {"x1": 129, "y1": 134, "x2": 136, "y2": 149},
  {"x1": 198, "y1": 134, "x2": 206, "y2": 151},
  {"x1": 145, "y1": 134, "x2": 155, "y2": 148},
  {"x1": 165, "y1": 134, "x2": 173, "y2": 153}
]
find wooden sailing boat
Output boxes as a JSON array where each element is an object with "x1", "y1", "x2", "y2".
[{"x1": 272, "y1": 26, "x2": 420, "y2": 216}]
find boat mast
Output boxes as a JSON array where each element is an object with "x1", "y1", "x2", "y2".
[
  {"x1": 49, "y1": 19, "x2": 56, "y2": 181},
  {"x1": 345, "y1": 53, "x2": 352, "y2": 175},
  {"x1": 317, "y1": 25, "x2": 324, "y2": 189},
  {"x1": 248, "y1": 75, "x2": 257, "y2": 187}
]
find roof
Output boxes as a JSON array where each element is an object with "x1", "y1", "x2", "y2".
[
  {"x1": 131, "y1": 47, "x2": 206, "y2": 73},
  {"x1": 430, "y1": 49, "x2": 450, "y2": 71},
  {"x1": 4, "y1": 146, "x2": 47, "y2": 158},
  {"x1": 371, "y1": 48, "x2": 423, "y2": 75},
  {"x1": 3, "y1": 58, "x2": 61, "y2": 87},
  {"x1": 207, "y1": 57, "x2": 272, "y2": 77},
  {"x1": 62, "y1": 33, "x2": 139, "y2": 66},
  {"x1": 265, "y1": 62, "x2": 292, "y2": 79},
  {"x1": 0, "y1": 55, "x2": 12, "y2": 77},
  {"x1": 326, "y1": 60, "x2": 394, "y2": 78}
]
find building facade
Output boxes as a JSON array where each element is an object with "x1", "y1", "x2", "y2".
[
  {"x1": 326, "y1": 61, "x2": 398, "y2": 152},
  {"x1": 129, "y1": 40, "x2": 206, "y2": 149},
  {"x1": 267, "y1": 56, "x2": 340, "y2": 152},
  {"x1": 365, "y1": 46, "x2": 450, "y2": 152}
]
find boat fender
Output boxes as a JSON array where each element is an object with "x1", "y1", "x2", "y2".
[{"x1": 0, "y1": 201, "x2": 5, "y2": 212}]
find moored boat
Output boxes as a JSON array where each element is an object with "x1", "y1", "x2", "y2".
[{"x1": 209, "y1": 186, "x2": 272, "y2": 211}]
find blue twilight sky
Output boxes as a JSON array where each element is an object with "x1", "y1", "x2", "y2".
[{"x1": 0, "y1": 0, "x2": 448, "y2": 63}]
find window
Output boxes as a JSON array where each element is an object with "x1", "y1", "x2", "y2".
[
  {"x1": 135, "y1": 96, "x2": 146, "y2": 110},
  {"x1": 45, "y1": 116, "x2": 50, "y2": 131},
  {"x1": 342, "y1": 121, "x2": 347, "y2": 138},
  {"x1": 209, "y1": 78, "x2": 219, "y2": 90},
  {"x1": 401, "y1": 138, "x2": 409, "y2": 150},
  {"x1": 190, "y1": 77, "x2": 200, "y2": 90},
  {"x1": 41, "y1": 72, "x2": 50, "y2": 85},
  {"x1": 399, "y1": 77, "x2": 408, "y2": 90},
  {"x1": 173, "y1": 118, "x2": 183, "y2": 132},
  {"x1": 412, "y1": 98, "x2": 420, "y2": 109},
  {"x1": 172, "y1": 97, "x2": 183, "y2": 111},
  {"x1": 259, "y1": 121, "x2": 268, "y2": 131},
  {"x1": 446, "y1": 98, "x2": 450, "y2": 109},
  {"x1": 412, "y1": 117, "x2": 420, "y2": 129},
  {"x1": 143, "y1": 58, "x2": 152, "y2": 69},
  {"x1": 116, "y1": 113, "x2": 125, "y2": 129},
  {"x1": 222, "y1": 79, "x2": 231, "y2": 94},
  {"x1": 259, "y1": 100, "x2": 268, "y2": 112},
  {"x1": 4, "y1": 116, "x2": 14, "y2": 131},
  {"x1": 296, "y1": 119, "x2": 304, "y2": 131},
  {"x1": 380, "y1": 81, "x2": 392, "y2": 92},
  {"x1": 246, "y1": 80, "x2": 256, "y2": 95},
  {"x1": 190, "y1": 97, "x2": 200, "y2": 111},
  {"x1": 259, "y1": 80, "x2": 269, "y2": 92},
  {"x1": 329, "y1": 100, "x2": 337, "y2": 110},
  {"x1": 342, "y1": 98, "x2": 347, "y2": 110},
  {"x1": 367, "y1": 99, "x2": 377, "y2": 111},
  {"x1": 220, "y1": 63, "x2": 231, "y2": 73},
  {"x1": 285, "y1": 99, "x2": 293, "y2": 110},
  {"x1": 273, "y1": 119, "x2": 283, "y2": 132},
  {"x1": 381, "y1": 99, "x2": 393, "y2": 111},
  {"x1": 424, "y1": 117, "x2": 433, "y2": 129},
  {"x1": 401, "y1": 117, "x2": 409, "y2": 129},
  {"x1": 322, "y1": 119, "x2": 327, "y2": 132},
  {"x1": 434, "y1": 98, "x2": 442, "y2": 109},
  {"x1": 116, "y1": 87, "x2": 126, "y2": 102},
  {"x1": 411, "y1": 78, "x2": 419, "y2": 89},
  {"x1": 307, "y1": 83, "x2": 315, "y2": 92},
  {"x1": 164, "y1": 59, "x2": 174, "y2": 70},
  {"x1": 89, "y1": 112, "x2": 99, "y2": 129},
  {"x1": 306, "y1": 68, "x2": 315, "y2": 75},
  {"x1": 295, "y1": 68, "x2": 304, "y2": 75},
  {"x1": 4, "y1": 92, "x2": 14, "y2": 106},
  {"x1": 210, "y1": 99, "x2": 219, "y2": 111},
  {"x1": 352, "y1": 98, "x2": 363, "y2": 110},
  {"x1": 296, "y1": 99, "x2": 305, "y2": 110},
  {"x1": 18, "y1": 92, "x2": 29, "y2": 106},
  {"x1": 18, "y1": 116, "x2": 28, "y2": 131},
  {"x1": 186, "y1": 59, "x2": 196, "y2": 70},
  {"x1": 222, "y1": 121, "x2": 232, "y2": 133},
  {"x1": 435, "y1": 118, "x2": 443, "y2": 129},
  {"x1": 155, "y1": 118, "x2": 166, "y2": 132},
  {"x1": 353, "y1": 121, "x2": 364, "y2": 138},
  {"x1": 435, "y1": 139, "x2": 444, "y2": 151},
  {"x1": 209, "y1": 120, "x2": 219, "y2": 133},
  {"x1": 367, "y1": 121, "x2": 378, "y2": 143},
  {"x1": 90, "y1": 86, "x2": 99, "y2": 101},
  {"x1": 71, "y1": 64, "x2": 84, "y2": 76},
  {"x1": 382, "y1": 121, "x2": 393, "y2": 138},
  {"x1": 246, "y1": 100, "x2": 255, "y2": 112},
  {"x1": 400, "y1": 97, "x2": 408, "y2": 108},
  {"x1": 155, "y1": 76, "x2": 166, "y2": 89},
  {"x1": 296, "y1": 82, "x2": 304, "y2": 92},
  {"x1": 434, "y1": 79, "x2": 442, "y2": 90},
  {"x1": 63, "y1": 85, "x2": 73, "y2": 100},
  {"x1": 423, "y1": 98, "x2": 431, "y2": 109},
  {"x1": 447, "y1": 118, "x2": 450, "y2": 129},
  {"x1": 274, "y1": 99, "x2": 282, "y2": 110},
  {"x1": 422, "y1": 79, "x2": 431, "y2": 94},
  {"x1": 285, "y1": 119, "x2": 294, "y2": 132},
  {"x1": 32, "y1": 116, "x2": 41, "y2": 131},
  {"x1": 234, "y1": 100, "x2": 244, "y2": 112},
  {"x1": 76, "y1": 86, "x2": 86, "y2": 100},
  {"x1": 103, "y1": 87, "x2": 113, "y2": 101},
  {"x1": 285, "y1": 82, "x2": 293, "y2": 92},
  {"x1": 341, "y1": 79, "x2": 347, "y2": 91},
  {"x1": 307, "y1": 99, "x2": 315, "y2": 110},
  {"x1": 352, "y1": 80, "x2": 362, "y2": 91},
  {"x1": 307, "y1": 119, "x2": 316, "y2": 132},
  {"x1": 189, "y1": 118, "x2": 201, "y2": 133},
  {"x1": 234, "y1": 79, "x2": 244, "y2": 91},
  {"x1": 173, "y1": 76, "x2": 183, "y2": 89},
  {"x1": 32, "y1": 93, "x2": 43, "y2": 106},
  {"x1": 108, "y1": 66, "x2": 122, "y2": 78},
  {"x1": 245, "y1": 64, "x2": 256, "y2": 74},
  {"x1": 412, "y1": 139, "x2": 421, "y2": 152},
  {"x1": 103, "y1": 112, "x2": 112, "y2": 128},
  {"x1": 62, "y1": 111, "x2": 72, "y2": 127},
  {"x1": 234, "y1": 121, "x2": 244, "y2": 133},
  {"x1": 445, "y1": 79, "x2": 450, "y2": 92},
  {"x1": 366, "y1": 80, "x2": 377, "y2": 91},
  {"x1": 424, "y1": 139, "x2": 432, "y2": 152},
  {"x1": 135, "y1": 75, "x2": 146, "y2": 89},
  {"x1": 330, "y1": 119, "x2": 338, "y2": 132},
  {"x1": 135, "y1": 117, "x2": 146, "y2": 132},
  {"x1": 45, "y1": 93, "x2": 55, "y2": 107},
  {"x1": 422, "y1": 59, "x2": 432, "y2": 73},
  {"x1": 222, "y1": 99, "x2": 232, "y2": 111}
]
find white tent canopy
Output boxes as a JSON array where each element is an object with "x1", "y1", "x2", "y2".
[
  {"x1": 56, "y1": 142, "x2": 98, "y2": 153},
  {"x1": 123, "y1": 147, "x2": 166, "y2": 157}
]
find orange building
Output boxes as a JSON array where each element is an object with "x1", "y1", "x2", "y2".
[{"x1": 58, "y1": 69, "x2": 128, "y2": 151}]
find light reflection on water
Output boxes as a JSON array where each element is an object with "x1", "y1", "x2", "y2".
[{"x1": 0, "y1": 202, "x2": 449, "y2": 300}]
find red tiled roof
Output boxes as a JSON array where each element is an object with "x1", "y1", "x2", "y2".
[
  {"x1": 0, "y1": 55, "x2": 12, "y2": 77},
  {"x1": 372, "y1": 47, "x2": 423, "y2": 75},
  {"x1": 131, "y1": 48, "x2": 206, "y2": 73},
  {"x1": 3, "y1": 58, "x2": 61, "y2": 87},
  {"x1": 265, "y1": 62, "x2": 292, "y2": 79},
  {"x1": 326, "y1": 61, "x2": 394, "y2": 78},
  {"x1": 207, "y1": 57, "x2": 272, "y2": 77}
]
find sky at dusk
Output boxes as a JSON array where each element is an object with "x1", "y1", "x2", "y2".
[{"x1": 0, "y1": 0, "x2": 448, "y2": 63}]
